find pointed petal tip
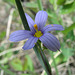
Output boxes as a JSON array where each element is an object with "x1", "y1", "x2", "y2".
[
  {"x1": 58, "y1": 49, "x2": 61, "y2": 52},
  {"x1": 50, "y1": 49, "x2": 61, "y2": 52},
  {"x1": 62, "y1": 28, "x2": 64, "y2": 30},
  {"x1": 22, "y1": 46, "x2": 30, "y2": 50},
  {"x1": 25, "y1": 13, "x2": 28, "y2": 16},
  {"x1": 22, "y1": 47, "x2": 27, "y2": 50},
  {"x1": 58, "y1": 49, "x2": 60, "y2": 51},
  {"x1": 9, "y1": 38, "x2": 14, "y2": 42},
  {"x1": 22, "y1": 46, "x2": 33, "y2": 50}
]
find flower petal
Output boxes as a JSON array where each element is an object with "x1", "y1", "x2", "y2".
[
  {"x1": 25, "y1": 13, "x2": 36, "y2": 33},
  {"x1": 9, "y1": 30, "x2": 32, "y2": 42},
  {"x1": 35, "y1": 11, "x2": 48, "y2": 30},
  {"x1": 23, "y1": 37, "x2": 38, "y2": 50},
  {"x1": 39, "y1": 33, "x2": 60, "y2": 51},
  {"x1": 42, "y1": 24, "x2": 64, "y2": 33}
]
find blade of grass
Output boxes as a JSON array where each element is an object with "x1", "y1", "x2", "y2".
[
  {"x1": 37, "y1": 0, "x2": 43, "y2": 10},
  {"x1": 49, "y1": 51, "x2": 59, "y2": 75},
  {"x1": 0, "y1": 65, "x2": 16, "y2": 75},
  {"x1": 68, "y1": 65, "x2": 72, "y2": 75}
]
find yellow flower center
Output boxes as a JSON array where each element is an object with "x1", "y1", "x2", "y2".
[
  {"x1": 34, "y1": 31, "x2": 43, "y2": 37},
  {"x1": 34, "y1": 24, "x2": 43, "y2": 37}
]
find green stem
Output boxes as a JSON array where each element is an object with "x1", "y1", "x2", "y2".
[
  {"x1": 50, "y1": 51, "x2": 59, "y2": 75},
  {"x1": 37, "y1": 0, "x2": 43, "y2": 10},
  {"x1": 0, "y1": 65, "x2": 16, "y2": 75},
  {"x1": 34, "y1": 43, "x2": 52, "y2": 75},
  {"x1": 15, "y1": 0, "x2": 30, "y2": 30}
]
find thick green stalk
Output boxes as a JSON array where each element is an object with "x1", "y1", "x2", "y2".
[
  {"x1": 0, "y1": 65, "x2": 16, "y2": 75},
  {"x1": 37, "y1": 0, "x2": 43, "y2": 10},
  {"x1": 50, "y1": 51, "x2": 59, "y2": 75}
]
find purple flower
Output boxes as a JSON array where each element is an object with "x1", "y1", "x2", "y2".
[{"x1": 9, "y1": 11, "x2": 64, "y2": 51}]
